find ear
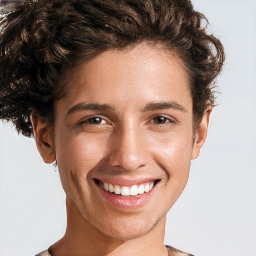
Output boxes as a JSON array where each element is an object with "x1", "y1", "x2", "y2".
[
  {"x1": 30, "y1": 112, "x2": 56, "y2": 164},
  {"x1": 192, "y1": 106, "x2": 212, "y2": 159}
]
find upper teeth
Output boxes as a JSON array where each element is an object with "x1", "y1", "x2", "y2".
[{"x1": 99, "y1": 181, "x2": 155, "y2": 196}]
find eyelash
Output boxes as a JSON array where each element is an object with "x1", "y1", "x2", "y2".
[
  {"x1": 78, "y1": 116, "x2": 108, "y2": 125},
  {"x1": 150, "y1": 115, "x2": 175, "y2": 125},
  {"x1": 78, "y1": 115, "x2": 175, "y2": 126}
]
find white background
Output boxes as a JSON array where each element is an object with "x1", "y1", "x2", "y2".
[{"x1": 0, "y1": 1, "x2": 256, "y2": 255}]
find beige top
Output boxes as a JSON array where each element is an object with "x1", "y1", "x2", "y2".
[{"x1": 35, "y1": 245, "x2": 194, "y2": 256}]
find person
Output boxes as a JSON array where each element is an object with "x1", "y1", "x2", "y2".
[{"x1": 0, "y1": 0, "x2": 224, "y2": 255}]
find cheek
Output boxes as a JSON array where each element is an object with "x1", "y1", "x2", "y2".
[
  {"x1": 149, "y1": 130, "x2": 193, "y2": 193},
  {"x1": 150, "y1": 128, "x2": 193, "y2": 167},
  {"x1": 56, "y1": 132, "x2": 108, "y2": 167},
  {"x1": 157, "y1": 138, "x2": 192, "y2": 180},
  {"x1": 54, "y1": 132, "x2": 110, "y2": 194}
]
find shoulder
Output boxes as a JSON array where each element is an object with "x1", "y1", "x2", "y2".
[
  {"x1": 166, "y1": 245, "x2": 194, "y2": 256},
  {"x1": 36, "y1": 247, "x2": 193, "y2": 256},
  {"x1": 35, "y1": 251, "x2": 52, "y2": 256}
]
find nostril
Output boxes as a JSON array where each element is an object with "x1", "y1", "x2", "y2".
[{"x1": 108, "y1": 144, "x2": 148, "y2": 171}]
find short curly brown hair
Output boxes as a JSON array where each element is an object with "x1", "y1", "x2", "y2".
[{"x1": 0, "y1": 0, "x2": 224, "y2": 137}]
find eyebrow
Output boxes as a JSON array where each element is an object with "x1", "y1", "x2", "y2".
[
  {"x1": 141, "y1": 101, "x2": 187, "y2": 112},
  {"x1": 66, "y1": 102, "x2": 115, "y2": 116},
  {"x1": 66, "y1": 100, "x2": 187, "y2": 116}
]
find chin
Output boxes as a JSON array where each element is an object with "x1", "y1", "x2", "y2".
[{"x1": 90, "y1": 213, "x2": 163, "y2": 241}]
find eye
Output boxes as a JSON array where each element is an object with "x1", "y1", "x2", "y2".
[
  {"x1": 80, "y1": 116, "x2": 107, "y2": 125},
  {"x1": 152, "y1": 116, "x2": 174, "y2": 125}
]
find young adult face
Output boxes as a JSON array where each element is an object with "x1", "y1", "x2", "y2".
[{"x1": 32, "y1": 43, "x2": 210, "y2": 241}]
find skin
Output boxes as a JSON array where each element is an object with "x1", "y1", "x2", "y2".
[{"x1": 31, "y1": 43, "x2": 211, "y2": 256}]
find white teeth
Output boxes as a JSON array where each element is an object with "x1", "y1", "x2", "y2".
[
  {"x1": 114, "y1": 185, "x2": 121, "y2": 195},
  {"x1": 99, "y1": 181, "x2": 156, "y2": 196},
  {"x1": 108, "y1": 183, "x2": 114, "y2": 193},
  {"x1": 103, "y1": 182, "x2": 108, "y2": 191},
  {"x1": 129, "y1": 185, "x2": 138, "y2": 196},
  {"x1": 121, "y1": 186, "x2": 130, "y2": 196},
  {"x1": 138, "y1": 184, "x2": 145, "y2": 195}
]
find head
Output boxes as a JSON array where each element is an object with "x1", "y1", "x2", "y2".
[{"x1": 0, "y1": 0, "x2": 224, "y2": 240}]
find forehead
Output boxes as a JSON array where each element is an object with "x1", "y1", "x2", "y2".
[{"x1": 58, "y1": 43, "x2": 192, "y2": 113}]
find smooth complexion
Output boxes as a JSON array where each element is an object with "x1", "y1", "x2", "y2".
[{"x1": 31, "y1": 43, "x2": 211, "y2": 256}]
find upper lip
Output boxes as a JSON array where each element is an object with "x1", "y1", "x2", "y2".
[{"x1": 94, "y1": 177, "x2": 160, "y2": 186}]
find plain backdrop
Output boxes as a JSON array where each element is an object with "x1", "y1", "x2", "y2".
[{"x1": 0, "y1": 0, "x2": 256, "y2": 256}]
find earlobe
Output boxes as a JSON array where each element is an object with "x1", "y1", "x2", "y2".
[
  {"x1": 192, "y1": 106, "x2": 212, "y2": 159},
  {"x1": 30, "y1": 112, "x2": 56, "y2": 164}
]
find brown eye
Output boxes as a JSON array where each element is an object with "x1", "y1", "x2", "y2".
[
  {"x1": 151, "y1": 116, "x2": 175, "y2": 125},
  {"x1": 153, "y1": 116, "x2": 169, "y2": 124},
  {"x1": 88, "y1": 117, "x2": 102, "y2": 124},
  {"x1": 84, "y1": 117, "x2": 106, "y2": 125}
]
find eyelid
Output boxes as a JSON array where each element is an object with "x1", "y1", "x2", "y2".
[
  {"x1": 77, "y1": 115, "x2": 110, "y2": 125},
  {"x1": 76, "y1": 114, "x2": 177, "y2": 126},
  {"x1": 148, "y1": 114, "x2": 177, "y2": 125}
]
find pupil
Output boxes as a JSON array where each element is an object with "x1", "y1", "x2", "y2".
[
  {"x1": 90, "y1": 117, "x2": 101, "y2": 124},
  {"x1": 155, "y1": 116, "x2": 165, "y2": 124}
]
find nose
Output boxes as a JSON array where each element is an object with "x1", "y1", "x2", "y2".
[{"x1": 108, "y1": 124, "x2": 149, "y2": 171}]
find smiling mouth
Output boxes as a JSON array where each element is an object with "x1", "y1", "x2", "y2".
[{"x1": 94, "y1": 179, "x2": 160, "y2": 197}]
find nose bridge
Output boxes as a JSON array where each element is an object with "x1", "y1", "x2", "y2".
[{"x1": 109, "y1": 117, "x2": 147, "y2": 170}]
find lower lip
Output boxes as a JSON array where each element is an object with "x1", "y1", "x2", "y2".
[{"x1": 95, "y1": 181, "x2": 158, "y2": 210}]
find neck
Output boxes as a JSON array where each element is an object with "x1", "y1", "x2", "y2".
[{"x1": 49, "y1": 197, "x2": 168, "y2": 256}]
